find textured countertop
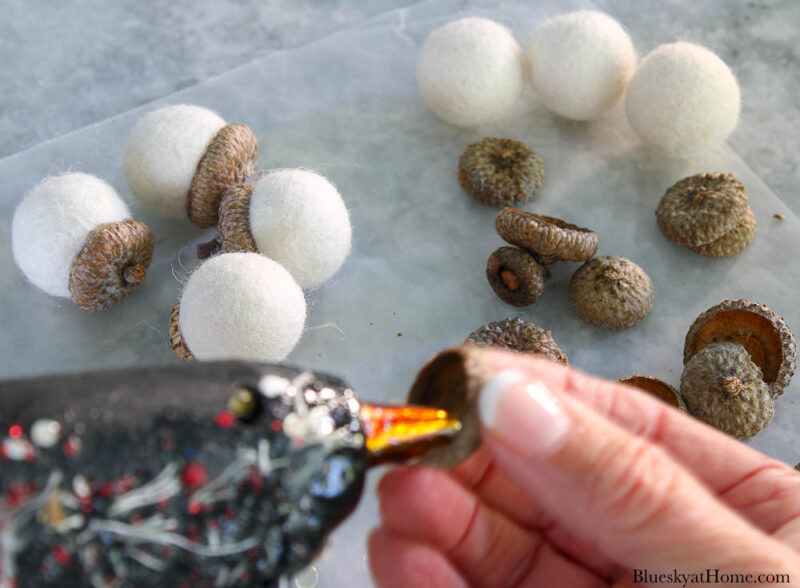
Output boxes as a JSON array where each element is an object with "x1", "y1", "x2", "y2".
[{"x1": 2, "y1": 0, "x2": 798, "y2": 211}]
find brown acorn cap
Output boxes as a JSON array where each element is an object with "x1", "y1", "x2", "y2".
[
  {"x1": 187, "y1": 123, "x2": 258, "y2": 229},
  {"x1": 467, "y1": 317, "x2": 568, "y2": 365},
  {"x1": 680, "y1": 342, "x2": 773, "y2": 439},
  {"x1": 656, "y1": 172, "x2": 749, "y2": 247},
  {"x1": 688, "y1": 206, "x2": 756, "y2": 258},
  {"x1": 684, "y1": 299, "x2": 796, "y2": 397},
  {"x1": 486, "y1": 246, "x2": 548, "y2": 306},
  {"x1": 195, "y1": 179, "x2": 259, "y2": 259},
  {"x1": 458, "y1": 137, "x2": 544, "y2": 206},
  {"x1": 168, "y1": 299, "x2": 195, "y2": 362},
  {"x1": 407, "y1": 345, "x2": 491, "y2": 467},
  {"x1": 218, "y1": 180, "x2": 259, "y2": 254},
  {"x1": 619, "y1": 375, "x2": 686, "y2": 412},
  {"x1": 495, "y1": 207, "x2": 599, "y2": 263},
  {"x1": 68, "y1": 220, "x2": 154, "y2": 312},
  {"x1": 570, "y1": 255, "x2": 654, "y2": 330}
]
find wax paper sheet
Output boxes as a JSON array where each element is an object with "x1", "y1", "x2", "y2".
[{"x1": 1, "y1": 0, "x2": 798, "y2": 585}]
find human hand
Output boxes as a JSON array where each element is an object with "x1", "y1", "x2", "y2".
[{"x1": 368, "y1": 348, "x2": 800, "y2": 587}]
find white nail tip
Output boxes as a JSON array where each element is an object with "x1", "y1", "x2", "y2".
[{"x1": 478, "y1": 369, "x2": 526, "y2": 428}]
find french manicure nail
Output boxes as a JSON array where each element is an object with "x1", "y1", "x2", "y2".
[{"x1": 478, "y1": 369, "x2": 570, "y2": 457}]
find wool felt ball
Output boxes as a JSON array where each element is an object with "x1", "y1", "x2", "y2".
[
  {"x1": 12, "y1": 173, "x2": 154, "y2": 311},
  {"x1": 248, "y1": 170, "x2": 351, "y2": 289},
  {"x1": 625, "y1": 42, "x2": 740, "y2": 157},
  {"x1": 526, "y1": 11, "x2": 636, "y2": 121},
  {"x1": 123, "y1": 104, "x2": 258, "y2": 227},
  {"x1": 417, "y1": 17, "x2": 524, "y2": 127},
  {"x1": 124, "y1": 105, "x2": 224, "y2": 218},
  {"x1": 177, "y1": 252, "x2": 306, "y2": 363}
]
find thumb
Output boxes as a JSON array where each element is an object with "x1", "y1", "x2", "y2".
[{"x1": 477, "y1": 369, "x2": 799, "y2": 574}]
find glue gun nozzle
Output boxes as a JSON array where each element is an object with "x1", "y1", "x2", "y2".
[{"x1": 359, "y1": 403, "x2": 461, "y2": 465}]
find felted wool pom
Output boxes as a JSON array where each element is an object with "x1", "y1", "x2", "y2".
[
  {"x1": 176, "y1": 252, "x2": 306, "y2": 362},
  {"x1": 12, "y1": 173, "x2": 153, "y2": 311},
  {"x1": 625, "y1": 42, "x2": 740, "y2": 157},
  {"x1": 123, "y1": 104, "x2": 258, "y2": 227},
  {"x1": 417, "y1": 17, "x2": 524, "y2": 127},
  {"x1": 526, "y1": 11, "x2": 636, "y2": 121},
  {"x1": 212, "y1": 169, "x2": 352, "y2": 289}
]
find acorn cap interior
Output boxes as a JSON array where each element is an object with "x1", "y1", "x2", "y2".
[
  {"x1": 686, "y1": 309, "x2": 782, "y2": 385},
  {"x1": 619, "y1": 375, "x2": 685, "y2": 411},
  {"x1": 406, "y1": 345, "x2": 489, "y2": 468}
]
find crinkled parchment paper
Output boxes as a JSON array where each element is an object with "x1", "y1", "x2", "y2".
[{"x1": 1, "y1": 0, "x2": 798, "y2": 584}]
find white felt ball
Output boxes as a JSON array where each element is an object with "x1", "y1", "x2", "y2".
[
  {"x1": 417, "y1": 17, "x2": 524, "y2": 126},
  {"x1": 123, "y1": 104, "x2": 226, "y2": 218},
  {"x1": 179, "y1": 252, "x2": 306, "y2": 362},
  {"x1": 526, "y1": 11, "x2": 636, "y2": 121},
  {"x1": 249, "y1": 169, "x2": 351, "y2": 289},
  {"x1": 625, "y1": 42, "x2": 740, "y2": 157},
  {"x1": 12, "y1": 173, "x2": 131, "y2": 298}
]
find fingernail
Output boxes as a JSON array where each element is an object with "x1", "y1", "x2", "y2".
[{"x1": 478, "y1": 370, "x2": 570, "y2": 457}]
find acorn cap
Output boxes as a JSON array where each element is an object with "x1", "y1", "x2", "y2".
[
  {"x1": 684, "y1": 299, "x2": 796, "y2": 397},
  {"x1": 168, "y1": 299, "x2": 195, "y2": 362},
  {"x1": 619, "y1": 375, "x2": 686, "y2": 411},
  {"x1": 680, "y1": 342, "x2": 773, "y2": 439},
  {"x1": 569, "y1": 255, "x2": 654, "y2": 330},
  {"x1": 68, "y1": 220, "x2": 154, "y2": 312},
  {"x1": 407, "y1": 345, "x2": 491, "y2": 467},
  {"x1": 187, "y1": 123, "x2": 258, "y2": 229},
  {"x1": 486, "y1": 246, "x2": 549, "y2": 306},
  {"x1": 495, "y1": 207, "x2": 599, "y2": 263},
  {"x1": 458, "y1": 137, "x2": 544, "y2": 206},
  {"x1": 196, "y1": 179, "x2": 259, "y2": 259},
  {"x1": 656, "y1": 172, "x2": 749, "y2": 247},
  {"x1": 467, "y1": 317, "x2": 568, "y2": 365},
  {"x1": 688, "y1": 206, "x2": 756, "y2": 258}
]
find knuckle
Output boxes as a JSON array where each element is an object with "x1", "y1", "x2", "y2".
[{"x1": 586, "y1": 435, "x2": 681, "y2": 534}]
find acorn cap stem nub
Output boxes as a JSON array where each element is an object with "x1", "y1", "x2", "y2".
[
  {"x1": 722, "y1": 376, "x2": 743, "y2": 397},
  {"x1": 500, "y1": 269, "x2": 521, "y2": 291},
  {"x1": 69, "y1": 220, "x2": 154, "y2": 312},
  {"x1": 123, "y1": 264, "x2": 146, "y2": 285}
]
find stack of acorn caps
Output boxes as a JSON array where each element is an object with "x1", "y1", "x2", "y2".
[
  {"x1": 656, "y1": 172, "x2": 756, "y2": 258},
  {"x1": 487, "y1": 206, "x2": 656, "y2": 331},
  {"x1": 621, "y1": 299, "x2": 796, "y2": 439},
  {"x1": 120, "y1": 104, "x2": 352, "y2": 363},
  {"x1": 488, "y1": 207, "x2": 599, "y2": 306}
]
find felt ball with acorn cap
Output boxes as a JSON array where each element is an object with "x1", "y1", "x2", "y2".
[
  {"x1": 123, "y1": 104, "x2": 258, "y2": 228},
  {"x1": 200, "y1": 169, "x2": 352, "y2": 289},
  {"x1": 170, "y1": 252, "x2": 307, "y2": 363},
  {"x1": 11, "y1": 173, "x2": 154, "y2": 311}
]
